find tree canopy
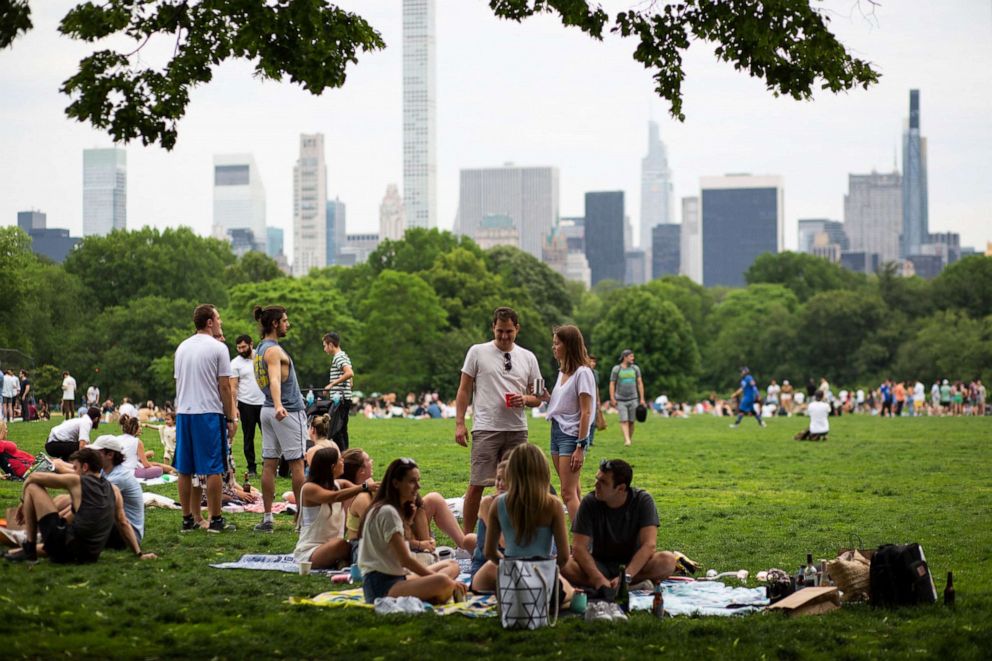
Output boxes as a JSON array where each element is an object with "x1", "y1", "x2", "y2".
[{"x1": 1, "y1": 1, "x2": 878, "y2": 148}]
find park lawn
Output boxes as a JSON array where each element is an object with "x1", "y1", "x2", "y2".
[{"x1": 1, "y1": 413, "x2": 990, "y2": 659}]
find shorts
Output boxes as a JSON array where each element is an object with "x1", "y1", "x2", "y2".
[
  {"x1": 45, "y1": 438, "x2": 80, "y2": 461},
  {"x1": 3, "y1": 396, "x2": 14, "y2": 404},
  {"x1": 38, "y1": 512, "x2": 76, "y2": 564},
  {"x1": 616, "y1": 400, "x2": 638, "y2": 422},
  {"x1": 469, "y1": 429, "x2": 528, "y2": 486},
  {"x1": 175, "y1": 413, "x2": 227, "y2": 476},
  {"x1": 595, "y1": 559, "x2": 628, "y2": 581},
  {"x1": 549, "y1": 418, "x2": 584, "y2": 456},
  {"x1": 260, "y1": 408, "x2": 307, "y2": 461},
  {"x1": 363, "y1": 571, "x2": 405, "y2": 603}
]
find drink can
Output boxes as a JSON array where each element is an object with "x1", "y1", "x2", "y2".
[
  {"x1": 532, "y1": 378, "x2": 545, "y2": 396},
  {"x1": 504, "y1": 392, "x2": 514, "y2": 408}
]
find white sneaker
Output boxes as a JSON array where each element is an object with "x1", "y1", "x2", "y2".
[
  {"x1": 607, "y1": 603, "x2": 629, "y2": 621},
  {"x1": 584, "y1": 601, "x2": 613, "y2": 622}
]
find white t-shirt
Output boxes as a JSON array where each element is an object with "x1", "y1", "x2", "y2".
[
  {"x1": 49, "y1": 416, "x2": 94, "y2": 443},
  {"x1": 174, "y1": 333, "x2": 232, "y2": 415},
  {"x1": 62, "y1": 376, "x2": 77, "y2": 400},
  {"x1": 914, "y1": 382, "x2": 925, "y2": 400},
  {"x1": 545, "y1": 366, "x2": 597, "y2": 438},
  {"x1": 461, "y1": 341, "x2": 541, "y2": 432},
  {"x1": 119, "y1": 402, "x2": 139, "y2": 419},
  {"x1": 2, "y1": 374, "x2": 17, "y2": 398},
  {"x1": 766, "y1": 384, "x2": 780, "y2": 402},
  {"x1": 357, "y1": 504, "x2": 406, "y2": 576},
  {"x1": 794, "y1": 391, "x2": 806, "y2": 405},
  {"x1": 230, "y1": 354, "x2": 265, "y2": 406},
  {"x1": 856, "y1": 389, "x2": 865, "y2": 403},
  {"x1": 86, "y1": 386, "x2": 100, "y2": 405},
  {"x1": 118, "y1": 433, "x2": 141, "y2": 472},
  {"x1": 808, "y1": 401, "x2": 830, "y2": 434}
]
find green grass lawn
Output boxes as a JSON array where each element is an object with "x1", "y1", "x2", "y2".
[{"x1": 1, "y1": 413, "x2": 990, "y2": 659}]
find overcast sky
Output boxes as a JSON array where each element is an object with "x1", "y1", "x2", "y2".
[{"x1": 1, "y1": 1, "x2": 990, "y2": 259}]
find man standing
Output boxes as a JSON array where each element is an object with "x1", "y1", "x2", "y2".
[
  {"x1": 18, "y1": 369, "x2": 32, "y2": 413},
  {"x1": 230, "y1": 335, "x2": 265, "y2": 478},
  {"x1": 174, "y1": 304, "x2": 237, "y2": 534},
  {"x1": 86, "y1": 384, "x2": 100, "y2": 409},
  {"x1": 562, "y1": 458, "x2": 681, "y2": 594},
  {"x1": 609, "y1": 350, "x2": 646, "y2": 446},
  {"x1": 2, "y1": 370, "x2": 17, "y2": 422},
  {"x1": 455, "y1": 307, "x2": 542, "y2": 534},
  {"x1": 252, "y1": 305, "x2": 307, "y2": 533},
  {"x1": 322, "y1": 332, "x2": 354, "y2": 451},
  {"x1": 61, "y1": 371, "x2": 77, "y2": 419}
]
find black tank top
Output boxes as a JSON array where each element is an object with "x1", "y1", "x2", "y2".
[{"x1": 70, "y1": 474, "x2": 116, "y2": 561}]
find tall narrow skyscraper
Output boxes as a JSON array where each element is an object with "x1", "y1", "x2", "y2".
[
  {"x1": 83, "y1": 148, "x2": 127, "y2": 236},
  {"x1": 700, "y1": 175, "x2": 783, "y2": 287},
  {"x1": 403, "y1": 0, "x2": 436, "y2": 229},
  {"x1": 639, "y1": 120, "x2": 674, "y2": 268},
  {"x1": 213, "y1": 154, "x2": 266, "y2": 255},
  {"x1": 902, "y1": 89, "x2": 929, "y2": 259},
  {"x1": 292, "y1": 134, "x2": 327, "y2": 276},
  {"x1": 584, "y1": 191, "x2": 626, "y2": 286}
]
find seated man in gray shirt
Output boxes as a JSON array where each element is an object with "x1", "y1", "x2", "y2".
[
  {"x1": 562, "y1": 458, "x2": 680, "y2": 594},
  {"x1": 89, "y1": 436, "x2": 146, "y2": 550}
]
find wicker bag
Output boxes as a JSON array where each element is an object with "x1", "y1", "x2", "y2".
[{"x1": 826, "y1": 550, "x2": 871, "y2": 602}]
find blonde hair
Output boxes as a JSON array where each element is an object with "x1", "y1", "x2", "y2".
[
  {"x1": 553, "y1": 324, "x2": 591, "y2": 375},
  {"x1": 504, "y1": 444, "x2": 552, "y2": 546}
]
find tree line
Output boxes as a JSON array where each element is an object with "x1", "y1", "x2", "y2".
[{"x1": 1, "y1": 225, "x2": 989, "y2": 404}]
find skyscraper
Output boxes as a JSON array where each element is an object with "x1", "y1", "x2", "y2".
[
  {"x1": 456, "y1": 165, "x2": 559, "y2": 259},
  {"x1": 17, "y1": 210, "x2": 80, "y2": 263},
  {"x1": 639, "y1": 120, "x2": 674, "y2": 268},
  {"x1": 797, "y1": 218, "x2": 848, "y2": 253},
  {"x1": 325, "y1": 197, "x2": 346, "y2": 266},
  {"x1": 83, "y1": 148, "x2": 126, "y2": 236},
  {"x1": 292, "y1": 133, "x2": 327, "y2": 276},
  {"x1": 403, "y1": 0, "x2": 436, "y2": 229},
  {"x1": 584, "y1": 191, "x2": 625, "y2": 285},
  {"x1": 902, "y1": 89, "x2": 929, "y2": 259},
  {"x1": 266, "y1": 227, "x2": 284, "y2": 259},
  {"x1": 213, "y1": 154, "x2": 266, "y2": 255},
  {"x1": 700, "y1": 175, "x2": 784, "y2": 287},
  {"x1": 652, "y1": 223, "x2": 681, "y2": 278},
  {"x1": 680, "y1": 196, "x2": 702, "y2": 284},
  {"x1": 844, "y1": 171, "x2": 902, "y2": 266},
  {"x1": 379, "y1": 184, "x2": 405, "y2": 242}
]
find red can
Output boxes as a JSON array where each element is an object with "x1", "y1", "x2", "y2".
[{"x1": 504, "y1": 393, "x2": 514, "y2": 408}]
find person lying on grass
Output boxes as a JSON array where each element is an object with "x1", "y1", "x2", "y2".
[
  {"x1": 294, "y1": 446, "x2": 377, "y2": 569},
  {"x1": 357, "y1": 457, "x2": 465, "y2": 604},
  {"x1": 562, "y1": 458, "x2": 677, "y2": 596},
  {"x1": 6, "y1": 448, "x2": 156, "y2": 563}
]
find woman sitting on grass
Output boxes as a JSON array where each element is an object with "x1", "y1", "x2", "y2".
[
  {"x1": 468, "y1": 458, "x2": 508, "y2": 592},
  {"x1": 357, "y1": 457, "x2": 465, "y2": 604},
  {"x1": 484, "y1": 444, "x2": 572, "y2": 600},
  {"x1": 117, "y1": 415, "x2": 174, "y2": 478},
  {"x1": 304, "y1": 414, "x2": 339, "y2": 468},
  {"x1": 294, "y1": 446, "x2": 377, "y2": 569}
]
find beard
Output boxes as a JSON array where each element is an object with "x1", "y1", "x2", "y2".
[{"x1": 239, "y1": 350, "x2": 252, "y2": 359}]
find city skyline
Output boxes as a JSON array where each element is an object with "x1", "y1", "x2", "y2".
[{"x1": 1, "y1": 2, "x2": 989, "y2": 262}]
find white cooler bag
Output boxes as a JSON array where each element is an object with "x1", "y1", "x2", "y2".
[{"x1": 496, "y1": 557, "x2": 559, "y2": 630}]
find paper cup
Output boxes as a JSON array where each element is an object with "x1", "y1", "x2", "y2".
[
  {"x1": 504, "y1": 393, "x2": 514, "y2": 408},
  {"x1": 298, "y1": 561, "x2": 312, "y2": 576}
]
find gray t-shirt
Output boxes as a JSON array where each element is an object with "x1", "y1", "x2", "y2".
[
  {"x1": 610, "y1": 363, "x2": 642, "y2": 401},
  {"x1": 106, "y1": 464, "x2": 144, "y2": 541},
  {"x1": 461, "y1": 341, "x2": 541, "y2": 432},
  {"x1": 174, "y1": 334, "x2": 232, "y2": 415}
]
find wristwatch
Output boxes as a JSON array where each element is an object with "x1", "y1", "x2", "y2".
[{"x1": 361, "y1": 482, "x2": 370, "y2": 493}]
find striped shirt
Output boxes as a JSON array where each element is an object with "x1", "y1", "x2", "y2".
[{"x1": 328, "y1": 350, "x2": 352, "y2": 399}]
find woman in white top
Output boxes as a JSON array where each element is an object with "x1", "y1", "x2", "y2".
[
  {"x1": 357, "y1": 457, "x2": 465, "y2": 604},
  {"x1": 542, "y1": 325, "x2": 596, "y2": 522},
  {"x1": 294, "y1": 446, "x2": 376, "y2": 567},
  {"x1": 118, "y1": 415, "x2": 175, "y2": 478}
]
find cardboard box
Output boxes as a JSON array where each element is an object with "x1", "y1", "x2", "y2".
[{"x1": 767, "y1": 587, "x2": 841, "y2": 616}]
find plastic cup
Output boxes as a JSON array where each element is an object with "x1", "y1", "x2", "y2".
[
  {"x1": 349, "y1": 564, "x2": 363, "y2": 583},
  {"x1": 571, "y1": 590, "x2": 588, "y2": 613},
  {"x1": 505, "y1": 393, "x2": 514, "y2": 408},
  {"x1": 298, "y1": 561, "x2": 312, "y2": 576}
]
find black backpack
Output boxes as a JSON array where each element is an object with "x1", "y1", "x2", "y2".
[{"x1": 869, "y1": 543, "x2": 937, "y2": 607}]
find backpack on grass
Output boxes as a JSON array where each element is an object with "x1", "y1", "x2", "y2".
[{"x1": 869, "y1": 543, "x2": 937, "y2": 607}]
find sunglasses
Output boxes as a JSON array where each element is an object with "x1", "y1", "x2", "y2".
[
  {"x1": 398, "y1": 457, "x2": 418, "y2": 468},
  {"x1": 599, "y1": 459, "x2": 615, "y2": 472},
  {"x1": 503, "y1": 352, "x2": 512, "y2": 372}
]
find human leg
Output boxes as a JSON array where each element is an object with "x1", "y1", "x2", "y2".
[
  {"x1": 421, "y1": 491, "x2": 474, "y2": 551},
  {"x1": 238, "y1": 401, "x2": 260, "y2": 475},
  {"x1": 389, "y1": 573, "x2": 460, "y2": 605},
  {"x1": 632, "y1": 551, "x2": 678, "y2": 583},
  {"x1": 308, "y1": 538, "x2": 352, "y2": 569},
  {"x1": 471, "y1": 561, "x2": 498, "y2": 593},
  {"x1": 261, "y1": 458, "x2": 279, "y2": 514},
  {"x1": 427, "y1": 559, "x2": 460, "y2": 579},
  {"x1": 555, "y1": 455, "x2": 581, "y2": 522},
  {"x1": 134, "y1": 465, "x2": 164, "y2": 479},
  {"x1": 21, "y1": 483, "x2": 59, "y2": 543},
  {"x1": 464, "y1": 430, "x2": 503, "y2": 533},
  {"x1": 462, "y1": 485, "x2": 484, "y2": 535},
  {"x1": 288, "y1": 458, "x2": 305, "y2": 517},
  {"x1": 204, "y1": 474, "x2": 223, "y2": 519},
  {"x1": 561, "y1": 557, "x2": 600, "y2": 590}
]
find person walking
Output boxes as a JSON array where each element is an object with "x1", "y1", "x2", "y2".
[
  {"x1": 609, "y1": 350, "x2": 646, "y2": 446},
  {"x1": 322, "y1": 332, "x2": 354, "y2": 451},
  {"x1": 252, "y1": 305, "x2": 307, "y2": 533},
  {"x1": 454, "y1": 306, "x2": 542, "y2": 534},
  {"x1": 174, "y1": 304, "x2": 237, "y2": 534},
  {"x1": 730, "y1": 367, "x2": 765, "y2": 428},
  {"x1": 230, "y1": 334, "x2": 264, "y2": 478}
]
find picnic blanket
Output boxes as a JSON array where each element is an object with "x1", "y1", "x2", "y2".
[
  {"x1": 210, "y1": 554, "x2": 339, "y2": 576},
  {"x1": 629, "y1": 580, "x2": 768, "y2": 616},
  {"x1": 136, "y1": 474, "x2": 178, "y2": 486},
  {"x1": 290, "y1": 588, "x2": 499, "y2": 618}
]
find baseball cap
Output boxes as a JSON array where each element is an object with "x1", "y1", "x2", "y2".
[
  {"x1": 89, "y1": 435, "x2": 124, "y2": 453},
  {"x1": 620, "y1": 349, "x2": 634, "y2": 359}
]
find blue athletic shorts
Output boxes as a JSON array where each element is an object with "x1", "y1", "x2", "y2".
[{"x1": 175, "y1": 413, "x2": 227, "y2": 476}]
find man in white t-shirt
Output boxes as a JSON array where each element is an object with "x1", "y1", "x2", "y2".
[
  {"x1": 118, "y1": 398, "x2": 139, "y2": 420},
  {"x1": 230, "y1": 334, "x2": 265, "y2": 477},
  {"x1": 455, "y1": 307, "x2": 542, "y2": 533},
  {"x1": 86, "y1": 385, "x2": 100, "y2": 408},
  {"x1": 2, "y1": 370, "x2": 18, "y2": 422},
  {"x1": 61, "y1": 371, "x2": 77, "y2": 419},
  {"x1": 44, "y1": 407, "x2": 101, "y2": 459},
  {"x1": 795, "y1": 391, "x2": 830, "y2": 441},
  {"x1": 174, "y1": 304, "x2": 237, "y2": 534}
]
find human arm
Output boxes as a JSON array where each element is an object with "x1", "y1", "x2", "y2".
[
  {"x1": 228, "y1": 374, "x2": 240, "y2": 419},
  {"x1": 408, "y1": 507, "x2": 436, "y2": 553},
  {"x1": 571, "y1": 532, "x2": 610, "y2": 589},
  {"x1": 637, "y1": 372, "x2": 646, "y2": 406},
  {"x1": 625, "y1": 525, "x2": 659, "y2": 579},
  {"x1": 609, "y1": 380, "x2": 617, "y2": 407},
  {"x1": 550, "y1": 500, "x2": 570, "y2": 569},
  {"x1": 265, "y1": 347, "x2": 287, "y2": 421},
  {"x1": 569, "y1": 391, "x2": 593, "y2": 472},
  {"x1": 301, "y1": 480, "x2": 376, "y2": 507},
  {"x1": 454, "y1": 372, "x2": 474, "y2": 447},
  {"x1": 483, "y1": 500, "x2": 503, "y2": 564},
  {"x1": 325, "y1": 362, "x2": 354, "y2": 392},
  {"x1": 387, "y1": 531, "x2": 435, "y2": 577},
  {"x1": 112, "y1": 486, "x2": 156, "y2": 559}
]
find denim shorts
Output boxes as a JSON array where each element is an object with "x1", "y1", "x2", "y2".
[
  {"x1": 363, "y1": 571, "x2": 405, "y2": 603},
  {"x1": 550, "y1": 418, "x2": 586, "y2": 456}
]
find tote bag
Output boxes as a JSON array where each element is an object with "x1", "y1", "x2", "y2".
[{"x1": 496, "y1": 557, "x2": 559, "y2": 629}]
